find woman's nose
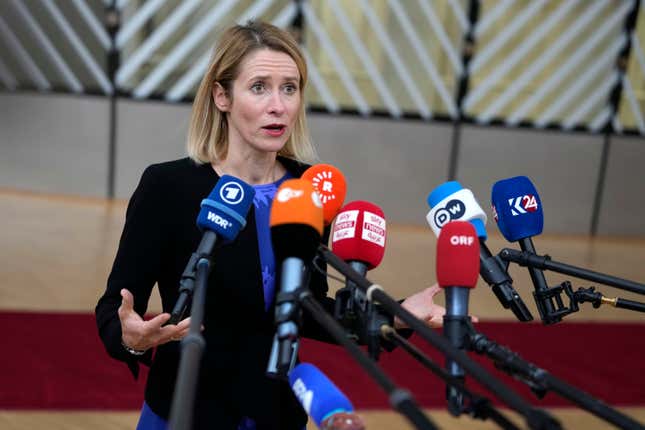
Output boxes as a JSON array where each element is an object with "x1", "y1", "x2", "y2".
[{"x1": 267, "y1": 92, "x2": 285, "y2": 115}]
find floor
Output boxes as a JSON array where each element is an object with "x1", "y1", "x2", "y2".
[{"x1": 1, "y1": 189, "x2": 643, "y2": 429}]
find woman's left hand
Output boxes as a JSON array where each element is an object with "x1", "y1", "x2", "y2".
[
  {"x1": 396, "y1": 283, "x2": 445, "y2": 329},
  {"x1": 395, "y1": 283, "x2": 479, "y2": 329}
]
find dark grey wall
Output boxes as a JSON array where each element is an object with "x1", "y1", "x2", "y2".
[
  {"x1": 1, "y1": 93, "x2": 643, "y2": 236},
  {"x1": 310, "y1": 114, "x2": 453, "y2": 225},
  {"x1": 0, "y1": 93, "x2": 110, "y2": 196},
  {"x1": 114, "y1": 100, "x2": 190, "y2": 198},
  {"x1": 457, "y1": 126, "x2": 604, "y2": 235},
  {"x1": 596, "y1": 136, "x2": 645, "y2": 236}
]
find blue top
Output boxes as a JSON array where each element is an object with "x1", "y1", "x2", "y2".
[{"x1": 253, "y1": 172, "x2": 292, "y2": 311}]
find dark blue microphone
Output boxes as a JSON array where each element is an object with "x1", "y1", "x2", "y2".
[
  {"x1": 289, "y1": 363, "x2": 365, "y2": 430},
  {"x1": 196, "y1": 175, "x2": 255, "y2": 240},
  {"x1": 491, "y1": 176, "x2": 543, "y2": 242},
  {"x1": 491, "y1": 176, "x2": 561, "y2": 324},
  {"x1": 426, "y1": 181, "x2": 533, "y2": 322},
  {"x1": 170, "y1": 175, "x2": 255, "y2": 324}
]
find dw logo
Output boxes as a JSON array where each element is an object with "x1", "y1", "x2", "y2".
[
  {"x1": 508, "y1": 195, "x2": 538, "y2": 216},
  {"x1": 219, "y1": 181, "x2": 244, "y2": 205},
  {"x1": 434, "y1": 199, "x2": 466, "y2": 229}
]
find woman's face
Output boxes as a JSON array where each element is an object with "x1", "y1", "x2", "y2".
[{"x1": 216, "y1": 49, "x2": 301, "y2": 156}]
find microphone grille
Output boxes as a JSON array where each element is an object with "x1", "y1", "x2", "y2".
[
  {"x1": 436, "y1": 221, "x2": 479, "y2": 288},
  {"x1": 302, "y1": 164, "x2": 347, "y2": 225},
  {"x1": 331, "y1": 201, "x2": 386, "y2": 269}
]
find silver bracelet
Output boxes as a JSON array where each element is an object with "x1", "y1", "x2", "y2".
[{"x1": 121, "y1": 339, "x2": 147, "y2": 356}]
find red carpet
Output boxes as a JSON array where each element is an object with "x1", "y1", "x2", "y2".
[{"x1": 2, "y1": 311, "x2": 643, "y2": 410}]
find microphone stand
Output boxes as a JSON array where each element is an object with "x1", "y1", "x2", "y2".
[
  {"x1": 574, "y1": 286, "x2": 645, "y2": 313},
  {"x1": 479, "y1": 241, "x2": 534, "y2": 322},
  {"x1": 318, "y1": 245, "x2": 562, "y2": 430},
  {"x1": 499, "y1": 248, "x2": 645, "y2": 296},
  {"x1": 463, "y1": 320, "x2": 645, "y2": 430},
  {"x1": 168, "y1": 256, "x2": 212, "y2": 430},
  {"x1": 299, "y1": 290, "x2": 439, "y2": 430},
  {"x1": 334, "y1": 274, "x2": 389, "y2": 361},
  {"x1": 380, "y1": 326, "x2": 521, "y2": 430},
  {"x1": 168, "y1": 233, "x2": 218, "y2": 325}
]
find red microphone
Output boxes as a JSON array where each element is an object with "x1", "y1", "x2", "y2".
[
  {"x1": 331, "y1": 201, "x2": 387, "y2": 358},
  {"x1": 436, "y1": 221, "x2": 479, "y2": 415},
  {"x1": 331, "y1": 201, "x2": 386, "y2": 270},
  {"x1": 302, "y1": 164, "x2": 347, "y2": 225}
]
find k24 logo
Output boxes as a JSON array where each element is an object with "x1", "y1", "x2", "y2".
[{"x1": 508, "y1": 195, "x2": 538, "y2": 216}]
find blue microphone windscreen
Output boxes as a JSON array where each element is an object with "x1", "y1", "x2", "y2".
[
  {"x1": 426, "y1": 181, "x2": 488, "y2": 239},
  {"x1": 427, "y1": 181, "x2": 463, "y2": 208},
  {"x1": 491, "y1": 176, "x2": 544, "y2": 242},
  {"x1": 289, "y1": 363, "x2": 354, "y2": 427},
  {"x1": 196, "y1": 175, "x2": 255, "y2": 241}
]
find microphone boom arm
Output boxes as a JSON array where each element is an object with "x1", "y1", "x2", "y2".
[
  {"x1": 318, "y1": 245, "x2": 562, "y2": 430},
  {"x1": 299, "y1": 291, "x2": 439, "y2": 430},
  {"x1": 465, "y1": 321, "x2": 645, "y2": 430},
  {"x1": 499, "y1": 248, "x2": 645, "y2": 296},
  {"x1": 380, "y1": 326, "x2": 522, "y2": 430}
]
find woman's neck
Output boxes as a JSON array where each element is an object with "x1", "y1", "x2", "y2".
[{"x1": 212, "y1": 148, "x2": 285, "y2": 185}]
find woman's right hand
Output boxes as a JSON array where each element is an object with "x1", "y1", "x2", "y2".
[{"x1": 118, "y1": 288, "x2": 191, "y2": 352}]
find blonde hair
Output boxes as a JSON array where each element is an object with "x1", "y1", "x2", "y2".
[{"x1": 187, "y1": 21, "x2": 316, "y2": 164}]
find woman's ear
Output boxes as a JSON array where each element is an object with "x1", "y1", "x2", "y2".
[{"x1": 213, "y1": 82, "x2": 230, "y2": 112}]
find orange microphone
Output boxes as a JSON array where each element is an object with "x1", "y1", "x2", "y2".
[
  {"x1": 270, "y1": 178, "x2": 324, "y2": 260},
  {"x1": 268, "y1": 179, "x2": 324, "y2": 376},
  {"x1": 301, "y1": 164, "x2": 347, "y2": 225}
]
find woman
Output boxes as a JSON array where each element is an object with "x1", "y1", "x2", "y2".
[{"x1": 96, "y1": 21, "x2": 444, "y2": 430}]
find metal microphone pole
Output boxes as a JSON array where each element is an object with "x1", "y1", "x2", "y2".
[
  {"x1": 465, "y1": 322, "x2": 645, "y2": 430},
  {"x1": 299, "y1": 291, "x2": 439, "y2": 430},
  {"x1": 318, "y1": 245, "x2": 562, "y2": 430},
  {"x1": 380, "y1": 326, "x2": 521, "y2": 430},
  {"x1": 575, "y1": 287, "x2": 645, "y2": 314},
  {"x1": 168, "y1": 257, "x2": 211, "y2": 430},
  {"x1": 499, "y1": 248, "x2": 645, "y2": 296}
]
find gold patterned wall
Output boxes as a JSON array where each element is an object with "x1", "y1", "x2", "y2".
[{"x1": 1, "y1": 0, "x2": 644, "y2": 134}]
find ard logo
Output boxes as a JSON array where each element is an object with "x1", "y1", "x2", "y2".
[{"x1": 219, "y1": 181, "x2": 244, "y2": 205}]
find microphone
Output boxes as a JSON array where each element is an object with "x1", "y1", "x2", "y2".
[
  {"x1": 331, "y1": 201, "x2": 388, "y2": 359},
  {"x1": 436, "y1": 221, "x2": 479, "y2": 416},
  {"x1": 302, "y1": 163, "x2": 347, "y2": 225},
  {"x1": 492, "y1": 176, "x2": 562, "y2": 324},
  {"x1": 289, "y1": 363, "x2": 366, "y2": 430},
  {"x1": 169, "y1": 175, "x2": 255, "y2": 324},
  {"x1": 267, "y1": 179, "x2": 324, "y2": 377},
  {"x1": 426, "y1": 181, "x2": 533, "y2": 322}
]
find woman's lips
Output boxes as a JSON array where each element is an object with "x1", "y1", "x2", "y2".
[{"x1": 262, "y1": 124, "x2": 286, "y2": 137}]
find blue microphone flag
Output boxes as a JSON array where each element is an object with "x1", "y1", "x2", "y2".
[
  {"x1": 491, "y1": 176, "x2": 543, "y2": 242},
  {"x1": 288, "y1": 363, "x2": 354, "y2": 427},
  {"x1": 196, "y1": 175, "x2": 255, "y2": 241},
  {"x1": 426, "y1": 181, "x2": 488, "y2": 239}
]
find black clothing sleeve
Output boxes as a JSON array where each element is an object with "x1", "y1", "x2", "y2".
[{"x1": 95, "y1": 164, "x2": 166, "y2": 377}]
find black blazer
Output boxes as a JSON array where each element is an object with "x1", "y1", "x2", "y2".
[{"x1": 95, "y1": 156, "x2": 335, "y2": 429}]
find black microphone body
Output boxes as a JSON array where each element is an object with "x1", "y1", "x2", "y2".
[
  {"x1": 335, "y1": 260, "x2": 369, "y2": 329},
  {"x1": 265, "y1": 256, "x2": 308, "y2": 378},
  {"x1": 479, "y1": 239, "x2": 533, "y2": 322},
  {"x1": 170, "y1": 231, "x2": 218, "y2": 324},
  {"x1": 519, "y1": 237, "x2": 561, "y2": 324},
  {"x1": 444, "y1": 286, "x2": 470, "y2": 416},
  {"x1": 335, "y1": 261, "x2": 389, "y2": 360}
]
